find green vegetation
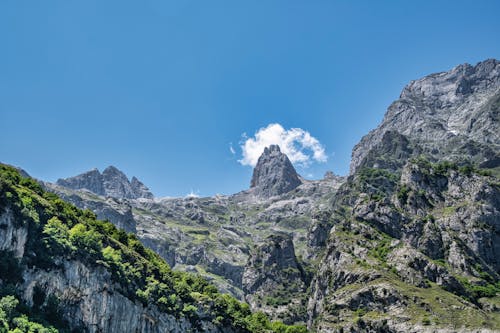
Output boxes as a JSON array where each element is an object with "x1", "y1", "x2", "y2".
[
  {"x1": 0, "y1": 164, "x2": 308, "y2": 332},
  {"x1": 0, "y1": 295, "x2": 59, "y2": 333},
  {"x1": 457, "y1": 276, "x2": 500, "y2": 300},
  {"x1": 411, "y1": 156, "x2": 496, "y2": 178},
  {"x1": 368, "y1": 233, "x2": 393, "y2": 263},
  {"x1": 352, "y1": 167, "x2": 400, "y2": 202},
  {"x1": 396, "y1": 184, "x2": 410, "y2": 204}
]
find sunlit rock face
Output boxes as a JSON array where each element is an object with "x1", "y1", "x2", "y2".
[{"x1": 250, "y1": 145, "x2": 302, "y2": 198}]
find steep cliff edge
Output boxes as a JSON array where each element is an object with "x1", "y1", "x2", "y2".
[{"x1": 243, "y1": 234, "x2": 309, "y2": 324}]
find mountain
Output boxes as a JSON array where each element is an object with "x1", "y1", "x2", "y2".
[
  {"x1": 45, "y1": 149, "x2": 344, "y2": 324},
  {"x1": 309, "y1": 59, "x2": 500, "y2": 332},
  {"x1": 351, "y1": 59, "x2": 500, "y2": 174},
  {"x1": 0, "y1": 164, "x2": 307, "y2": 333},
  {"x1": 3, "y1": 59, "x2": 499, "y2": 332},
  {"x1": 56, "y1": 166, "x2": 154, "y2": 199},
  {"x1": 250, "y1": 145, "x2": 302, "y2": 198}
]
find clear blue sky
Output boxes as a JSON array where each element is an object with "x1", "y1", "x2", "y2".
[{"x1": 1, "y1": 1, "x2": 500, "y2": 197}]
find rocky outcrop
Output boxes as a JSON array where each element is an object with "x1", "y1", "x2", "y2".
[
  {"x1": 57, "y1": 168, "x2": 105, "y2": 196},
  {"x1": 44, "y1": 184, "x2": 138, "y2": 234},
  {"x1": 131, "y1": 176, "x2": 154, "y2": 199},
  {"x1": 0, "y1": 208, "x2": 28, "y2": 258},
  {"x1": 250, "y1": 145, "x2": 302, "y2": 198},
  {"x1": 350, "y1": 59, "x2": 500, "y2": 174},
  {"x1": 56, "y1": 166, "x2": 154, "y2": 199},
  {"x1": 243, "y1": 234, "x2": 308, "y2": 324}
]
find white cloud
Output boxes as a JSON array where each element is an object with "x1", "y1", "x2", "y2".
[
  {"x1": 186, "y1": 190, "x2": 200, "y2": 198},
  {"x1": 239, "y1": 123, "x2": 327, "y2": 167},
  {"x1": 229, "y1": 143, "x2": 236, "y2": 155}
]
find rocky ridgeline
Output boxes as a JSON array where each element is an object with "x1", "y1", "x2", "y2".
[
  {"x1": 351, "y1": 59, "x2": 500, "y2": 174},
  {"x1": 56, "y1": 166, "x2": 153, "y2": 199}
]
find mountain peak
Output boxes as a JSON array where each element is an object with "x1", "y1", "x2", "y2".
[
  {"x1": 350, "y1": 58, "x2": 500, "y2": 174},
  {"x1": 250, "y1": 145, "x2": 302, "y2": 198},
  {"x1": 264, "y1": 144, "x2": 281, "y2": 154},
  {"x1": 56, "y1": 166, "x2": 153, "y2": 199}
]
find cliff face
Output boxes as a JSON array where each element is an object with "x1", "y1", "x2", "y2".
[
  {"x1": 307, "y1": 160, "x2": 500, "y2": 332},
  {"x1": 350, "y1": 59, "x2": 500, "y2": 174},
  {"x1": 243, "y1": 234, "x2": 308, "y2": 324}
]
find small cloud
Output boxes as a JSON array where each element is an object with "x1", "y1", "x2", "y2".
[
  {"x1": 186, "y1": 190, "x2": 200, "y2": 198},
  {"x1": 239, "y1": 123, "x2": 327, "y2": 167},
  {"x1": 229, "y1": 143, "x2": 236, "y2": 155}
]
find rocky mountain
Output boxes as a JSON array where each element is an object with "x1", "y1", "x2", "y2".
[
  {"x1": 308, "y1": 59, "x2": 500, "y2": 332},
  {"x1": 56, "y1": 166, "x2": 154, "y2": 199},
  {"x1": 44, "y1": 150, "x2": 345, "y2": 324},
  {"x1": 250, "y1": 145, "x2": 302, "y2": 198},
  {"x1": 0, "y1": 164, "x2": 307, "y2": 333},
  {"x1": 3, "y1": 59, "x2": 499, "y2": 332},
  {"x1": 351, "y1": 59, "x2": 500, "y2": 174}
]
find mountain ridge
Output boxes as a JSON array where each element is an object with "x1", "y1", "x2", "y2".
[{"x1": 56, "y1": 165, "x2": 154, "y2": 200}]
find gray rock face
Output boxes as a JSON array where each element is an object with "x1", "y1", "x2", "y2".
[
  {"x1": 0, "y1": 208, "x2": 28, "y2": 258},
  {"x1": 131, "y1": 176, "x2": 154, "y2": 199},
  {"x1": 0, "y1": 207, "x2": 238, "y2": 333},
  {"x1": 57, "y1": 168, "x2": 105, "y2": 196},
  {"x1": 57, "y1": 166, "x2": 153, "y2": 199},
  {"x1": 250, "y1": 145, "x2": 302, "y2": 198},
  {"x1": 351, "y1": 59, "x2": 500, "y2": 174},
  {"x1": 243, "y1": 234, "x2": 307, "y2": 324}
]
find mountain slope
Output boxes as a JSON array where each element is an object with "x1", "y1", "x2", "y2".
[
  {"x1": 308, "y1": 59, "x2": 500, "y2": 332},
  {"x1": 0, "y1": 164, "x2": 307, "y2": 333}
]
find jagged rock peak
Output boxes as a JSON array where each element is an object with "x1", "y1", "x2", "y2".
[
  {"x1": 56, "y1": 166, "x2": 153, "y2": 199},
  {"x1": 250, "y1": 145, "x2": 302, "y2": 198}
]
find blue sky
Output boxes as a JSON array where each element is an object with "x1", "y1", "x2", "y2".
[{"x1": 1, "y1": 1, "x2": 500, "y2": 197}]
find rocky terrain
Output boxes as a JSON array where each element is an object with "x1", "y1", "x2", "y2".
[
  {"x1": 44, "y1": 152, "x2": 344, "y2": 321},
  {"x1": 56, "y1": 166, "x2": 154, "y2": 200},
  {"x1": 2, "y1": 59, "x2": 499, "y2": 332},
  {"x1": 351, "y1": 59, "x2": 500, "y2": 174},
  {"x1": 0, "y1": 164, "x2": 308, "y2": 333}
]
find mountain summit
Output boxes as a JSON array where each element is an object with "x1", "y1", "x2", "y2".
[
  {"x1": 250, "y1": 145, "x2": 302, "y2": 198},
  {"x1": 351, "y1": 58, "x2": 500, "y2": 174},
  {"x1": 56, "y1": 166, "x2": 154, "y2": 199}
]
